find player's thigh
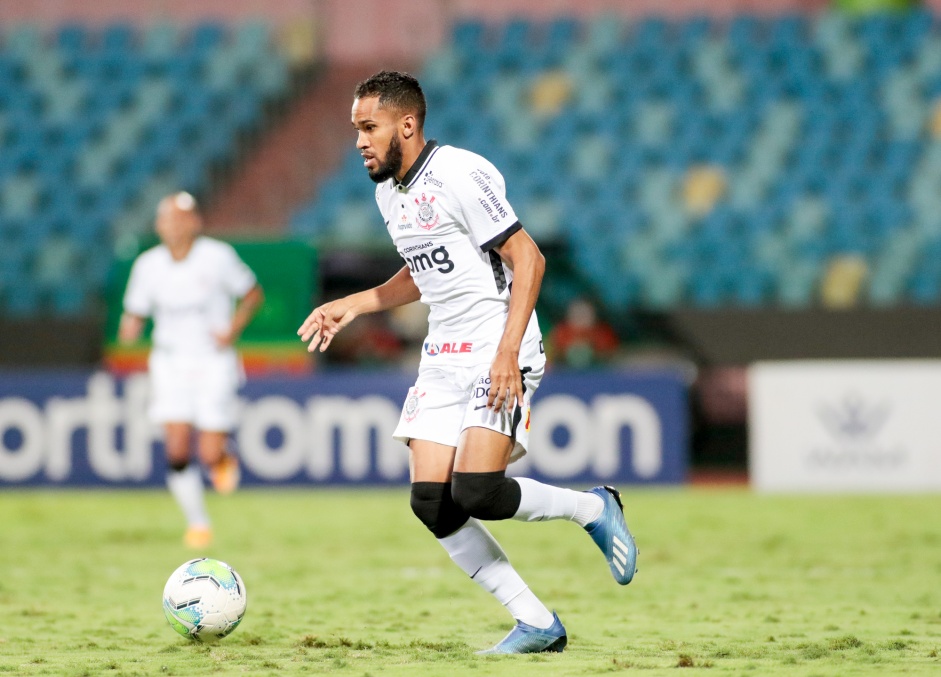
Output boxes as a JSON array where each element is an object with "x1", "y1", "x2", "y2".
[
  {"x1": 453, "y1": 426, "x2": 514, "y2": 473},
  {"x1": 409, "y1": 439, "x2": 457, "y2": 483},
  {"x1": 454, "y1": 362, "x2": 544, "y2": 469},
  {"x1": 392, "y1": 368, "x2": 466, "y2": 451},
  {"x1": 193, "y1": 354, "x2": 241, "y2": 433},
  {"x1": 163, "y1": 422, "x2": 194, "y2": 463},
  {"x1": 148, "y1": 354, "x2": 198, "y2": 426}
]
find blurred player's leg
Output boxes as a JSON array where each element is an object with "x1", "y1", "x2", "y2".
[
  {"x1": 199, "y1": 430, "x2": 240, "y2": 495},
  {"x1": 164, "y1": 422, "x2": 211, "y2": 548}
]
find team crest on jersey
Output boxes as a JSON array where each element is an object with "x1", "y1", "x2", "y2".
[
  {"x1": 404, "y1": 388, "x2": 426, "y2": 422},
  {"x1": 415, "y1": 193, "x2": 439, "y2": 230}
]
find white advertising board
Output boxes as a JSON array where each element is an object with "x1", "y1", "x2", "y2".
[{"x1": 749, "y1": 361, "x2": 941, "y2": 493}]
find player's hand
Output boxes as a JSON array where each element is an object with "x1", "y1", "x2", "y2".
[
  {"x1": 297, "y1": 299, "x2": 356, "y2": 353},
  {"x1": 488, "y1": 348, "x2": 523, "y2": 412},
  {"x1": 213, "y1": 327, "x2": 238, "y2": 347}
]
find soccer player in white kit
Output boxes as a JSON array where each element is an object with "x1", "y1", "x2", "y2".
[
  {"x1": 119, "y1": 192, "x2": 264, "y2": 549},
  {"x1": 298, "y1": 71, "x2": 638, "y2": 654}
]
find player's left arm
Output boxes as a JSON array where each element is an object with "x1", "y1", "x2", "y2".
[
  {"x1": 216, "y1": 283, "x2": 265, "y2": 347},
  {"x1": 488, "y1": 228, "x2": 545, "y2": 411}
]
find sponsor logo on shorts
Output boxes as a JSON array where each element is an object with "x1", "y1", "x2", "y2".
[
  {"x1": 424, "y1": 341, "x2": 473, "y2": 356},
  {"x1": 403, "y1": 387, "x2": 425, "y2": 422},
  {"x1": 473, "y1": 375, "x2": 491, "y2": 400}
]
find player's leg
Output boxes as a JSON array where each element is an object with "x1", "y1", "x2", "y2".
[
  {"x1": 163, "y1": 421, "x2": 212, "y2": 548},
  {"x1": 397, "y1": 365, "x2": 563, "y2": 652},
  {"x1": 409, "y1": 438, "x2": 563, "y2": 653},
  {"x1": 432, "y1": 431, "x2": 567, "y2": 653},
  {"x1": 198, "y1": 430, "x2": 240, "y2": 495},
  {"x1": 451, "y1": 365, "x2": 637, "y2": 585},
  {"x1": 149, "y1": 352, "x2": 212, "y2": 547},
  {"x1": 452, "y1": 425, "x2": 602, "y2": 525},
  {"x1": 194, "y1": 353, "x2": 241, "y2": 495}
]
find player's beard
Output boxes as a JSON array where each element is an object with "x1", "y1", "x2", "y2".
[{"x1": 367, "y1": 132, "x2": 403, "y2": 183}]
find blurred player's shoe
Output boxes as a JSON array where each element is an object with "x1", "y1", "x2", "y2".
[
  {"x1": 210, "y1": 453, "x2": 240, "y2": 495},
  {"x1": 183, "y1": 526, "x2": 213, "y2": 549},
  {"x1": 477, "y1": 612, "x2": 567, "y2": 655},
  {"x1": 583, "y1": 485, "x2": 637, "y2": 585}
]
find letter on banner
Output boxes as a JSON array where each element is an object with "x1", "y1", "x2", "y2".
[
  {"x1": 0, "y1": 398, "x2": 45, "y2": 481},
  {"x1": 123, "y1": 373, "x2": 158, "y2": 480},
  {"x1": 45, "y1": 396, "x2": 89, "y2": 481},
  {"x1": 593, "y1": 395, "x2": 662, "y2": 478},
  {"x1": 239, "y1": 396, "x2": 306, "y2": 480},
  {"x1": 527, "y1": 395, "x2": 593, "y2": 478},
  {"x1": 307, "y1": 396, "x2": 401, "y2": 481},
  {"x1": 87, "y1": 373, "x2": 126, "y2": 481}
]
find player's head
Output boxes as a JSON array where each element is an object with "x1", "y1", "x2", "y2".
[
  {"x1": 156, "y1": 191, "x2": 202, "y2": 249},
  {"x1": 352, "y1": 70, "x2": 426, "y2": 183}
]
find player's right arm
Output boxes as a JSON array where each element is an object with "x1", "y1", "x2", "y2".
[
  {"x1": 298, "y1": 265, "x2": 420, "y2": 353},
  {"x1": 118, "y1": 313, "x2": 146, "y2": 344},
  {"x1": 119, "y1": 255, "x2": 152, "y2": 345}
]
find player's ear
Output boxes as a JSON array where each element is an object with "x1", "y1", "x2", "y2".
[{"x1": 401, "y1": 114, "x2": 416, "y2": 140}]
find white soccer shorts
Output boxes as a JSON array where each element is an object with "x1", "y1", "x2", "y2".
[
  {"x1": 392, "y1": 359, "x2": 545, "y2": 462},
  {"x1": 147, "y1": 349, "x2": 243, "y2": 432}
]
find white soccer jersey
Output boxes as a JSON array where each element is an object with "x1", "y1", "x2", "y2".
[
  {"x1": 375, "y1": 141, "x2": 543, "y2": 367},
  {"x1": 123, "y1": 236, "x2": 257, "y2": 355}
]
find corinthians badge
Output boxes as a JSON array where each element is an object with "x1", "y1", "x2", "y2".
[
  {"x1": 415, "y1": 193, "x2": 439, "y2": 230},
  {"x1": 404, "y1": 388, "x2": 426, "y2": 422}
]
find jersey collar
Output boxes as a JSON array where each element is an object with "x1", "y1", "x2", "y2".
[{"x1": 395, "y1": 139, "x2": 438, "y2": 192}]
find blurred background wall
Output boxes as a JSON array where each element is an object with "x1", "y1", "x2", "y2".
[{"x1": 2, "y1": 0, "x2": 940, "y2": 487}]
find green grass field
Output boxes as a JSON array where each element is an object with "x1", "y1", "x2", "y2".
[{"x1": 1, "y1": 487, "x2": 939, "y2": 676}]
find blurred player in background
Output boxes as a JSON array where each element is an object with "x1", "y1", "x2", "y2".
[
  {"x1": 119, "y1": 191, "x2": 264, "y2": 549},
  {"x1": 299, "y1": 71, "x2": 637, "y2": 654}
]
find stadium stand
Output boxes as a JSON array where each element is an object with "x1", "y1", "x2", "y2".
[
  {"x1": 288, "y1": 10, "x2": 941, "y2": 311},
  {"x1": 0, "y1": 21, "x2": 289, "y2": 317}
]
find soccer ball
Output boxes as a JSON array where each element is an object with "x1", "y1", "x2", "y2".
[{"x1": 162, "y1": 558, "x2": 247, "y2": 641}]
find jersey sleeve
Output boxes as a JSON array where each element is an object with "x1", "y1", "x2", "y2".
[
  {"x1": 122, "y1": 256, "x2": 153, "y2": 317},
  {"x1": 449, "y1": 154, "x2": 521, "y2": 252},
  {"x1": 220, "y1": 244, "x2": 258, "y2": 297}
]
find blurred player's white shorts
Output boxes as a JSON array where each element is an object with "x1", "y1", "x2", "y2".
[
  {"x1": 393, "y1": 357, "x2": 545, "y2": 462},
  {"x1": 147, "y1": 349, "x2": 244, "y2": 431}
]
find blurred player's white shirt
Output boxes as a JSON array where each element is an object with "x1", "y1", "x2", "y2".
[
  {"x1": 123, "y1": 236, "x2": 257, "y2": 356},
  {"x1": 375, "y1": 141, "x2": 543, "y2": 367}
]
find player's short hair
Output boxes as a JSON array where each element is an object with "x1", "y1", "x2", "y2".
[
  {"x1": 159, "y1": 191, "x2": 199, "y2": 215},
  {"x1": 354, "y1": 70, "x2": 426, "y2": 129}
]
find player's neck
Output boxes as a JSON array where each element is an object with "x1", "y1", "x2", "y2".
[
  {"x1": 167, "y1": 238, "x2": 197, "y2": 261},
  {"x1": 396, "y1": 134, "x2": 427, "y2": 183}
]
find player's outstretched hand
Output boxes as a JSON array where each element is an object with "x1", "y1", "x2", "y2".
[
  {"x1": 488, "y1": 348, "x2": 523, "y2": 412},
  {"x1": 298, "y1": 299, "x2": 356, "y2": 353}
]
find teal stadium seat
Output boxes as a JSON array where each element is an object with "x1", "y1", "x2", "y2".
[{"x1": 0, "y1": 20, "x2": 290, "y2": 317}]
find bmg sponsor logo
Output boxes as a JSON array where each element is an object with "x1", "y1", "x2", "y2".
[{"x1": 402, "y1": 244, "x2": 454, "y2": 274}]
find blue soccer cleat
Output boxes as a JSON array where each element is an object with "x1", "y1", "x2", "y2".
[
  {"x1": 477, "y1": 612, "x2": 567, "y2": 655},
  {"x1": 584, "y1": 486, "x2": 638, "y2": 585}
]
